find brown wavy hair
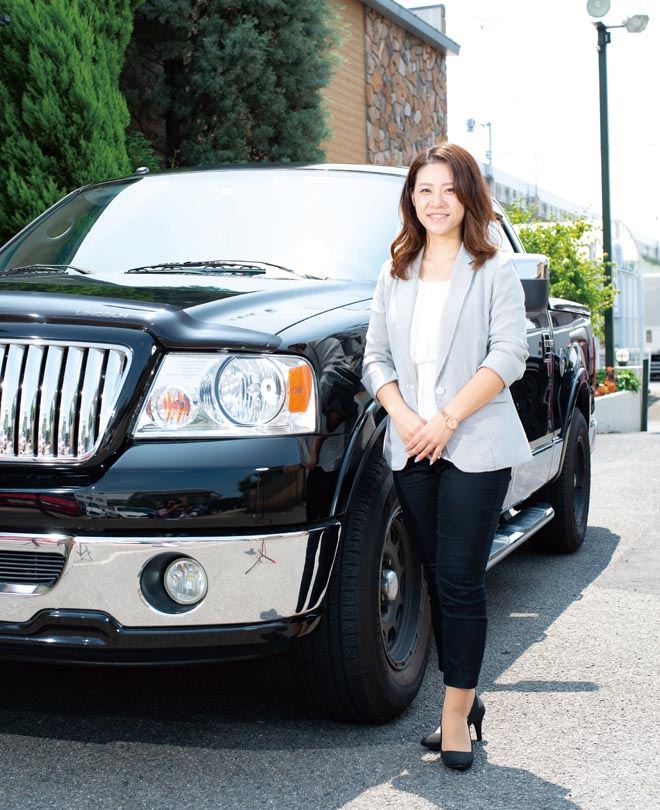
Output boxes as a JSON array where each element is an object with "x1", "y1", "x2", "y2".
[{"x1": 390, "y1": 143, "x2": 498, "y2": 278}]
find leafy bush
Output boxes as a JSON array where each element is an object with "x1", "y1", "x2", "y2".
[
  {"x1": 506, "y1": 203, "x2": 615, "y2": 340},
  {"x1": 595, "y1": 366, "x2": 640, "y2": 396},
  {"x1": 125, "y1": 130, "x2": 161, "y2": 174},
  {"x1": 615, "y1": 368, "x2": 641, "y2": 393},
  {"x1": 0, "y1": 0, "x2": 139, "y2": 244}
]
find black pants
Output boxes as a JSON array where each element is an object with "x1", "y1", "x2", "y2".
[{"x1": 393, "y1": 458, "x2": 511, "y2": 689}]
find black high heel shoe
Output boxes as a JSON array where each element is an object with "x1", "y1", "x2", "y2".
[
  {"x1": 420, "y1": 693, "x2": 485, "y2": 751},
  {"x1": 440, "y1": 730, "x2": 474, "y2": 771}
]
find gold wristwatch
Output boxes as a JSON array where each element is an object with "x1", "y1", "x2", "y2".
[{"x1": 441, "y1": 410, "x2": 459, "y2": 430}]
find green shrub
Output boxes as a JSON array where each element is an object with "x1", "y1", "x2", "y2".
[
  {"x1": 615, "y1": 368, "x2": 641, "y2": 393},
  {"x1": 0, "y1": 0, "x2": 138, "y2": 244},
  {"x1": 595, "y1": 366, "x2": 640, "y2": 395},
  {"x1": 126, "y1": 130, "x2": 162, "y2": 174},
  {"x1": 506, "y1": 203, "x2": 615, "y2": 341}
]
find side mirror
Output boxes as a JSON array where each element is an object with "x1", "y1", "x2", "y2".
[{"x1": 511, "y1": 253, "x2": 549, "y2": 311}]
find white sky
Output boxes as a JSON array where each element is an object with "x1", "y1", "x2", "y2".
[{"x1": 397, "y1": 0, "x2": 660, "y2": 239}]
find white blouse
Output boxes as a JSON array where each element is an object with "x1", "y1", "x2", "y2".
[{"x1": 410, "y1": 279, "x2": 451, "y2": 421}]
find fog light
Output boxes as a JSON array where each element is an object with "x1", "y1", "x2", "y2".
[{"x1": 164, "y1": 558, "x2": 208, "y2": 605}]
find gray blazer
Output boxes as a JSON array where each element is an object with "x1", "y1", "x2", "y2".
[{"x1": 362, "y1": 245, "x2": 533, "y2": 472}]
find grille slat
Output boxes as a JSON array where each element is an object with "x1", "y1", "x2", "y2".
[
  {"x1": 78, "y1": 348, "x2": 106, "y2": 457},
  {"x1": 18, "y1": 344, "x2": 45, "y2": 456},
  {"x1": 0, "y1": 550, "x2": 65, "y2": 584},
  {"x1": 99, "y1": 350, "x2": 124, "y2": 430},
  {"x1": 58, "y1": 347, "x2": 85, "y2": 458},
  {"x1": 38, "y1": 344, "x2": 66, "y2": 457},
  {"x1": 0, "y1": 339, "x2": 131, "y2": 463},
  {"x1": 0, "y1": 344, "x2": 25, "y2": 456}
]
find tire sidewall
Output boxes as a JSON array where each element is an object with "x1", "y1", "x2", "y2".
[{"x1": 347, "y1": 457, "x2": 431, "y2": 708}]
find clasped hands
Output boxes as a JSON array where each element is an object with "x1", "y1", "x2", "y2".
[{"x1": 392, "y1": 406, "x2": 452, "y2": 464}]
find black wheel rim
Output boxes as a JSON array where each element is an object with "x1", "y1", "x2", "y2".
[{"x1": 379, "y1": 505, "x2": 425, "y2": 670}]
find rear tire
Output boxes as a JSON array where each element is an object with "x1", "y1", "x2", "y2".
[
  {"x1": 530, "y1": 409, "x2": 591, "y2": 554},
  {"x1": 298, "y1": 448, "x2": 431, "y2": 723}
]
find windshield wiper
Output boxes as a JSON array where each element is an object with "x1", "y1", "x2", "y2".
[
  {"x1": 0, "y1": 263, "x2": 90, "y2": 276},
  {"x1": 125, "y1": 259, "x2": 328, "y2": 280},
  {"x1": 126, "y1": 260, "x2": 268, "y2": 276}
]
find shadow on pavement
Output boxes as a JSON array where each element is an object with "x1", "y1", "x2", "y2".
[
  {"x1": 480, "y1": 525, "x2": 619, "y2": 692},
  {"x1": 0, "y1": 525, "x2": 619, "y2": 809},
  {"x1": 0, "y1": 528, "x2": 619, "y2": 736}
]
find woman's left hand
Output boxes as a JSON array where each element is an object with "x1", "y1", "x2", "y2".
[{"x1": 406, "y1": 412, "x2": 452, "y2": 463}]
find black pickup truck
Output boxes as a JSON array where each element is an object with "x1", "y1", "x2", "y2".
[{"x1": 0, "y1": 165, "x2": 595, "y2": 722}]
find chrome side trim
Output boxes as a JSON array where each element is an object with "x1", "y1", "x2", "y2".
[{"x1": 0, "y1": 338, "x2": 132, "y2": 463}]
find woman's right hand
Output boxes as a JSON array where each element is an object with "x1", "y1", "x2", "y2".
[
  {"x1": 391, "y1": 405, "x2": 427, "y2": 446},
  {"x1": 376, "y1": 382, "x2": 427, "y2": 446}
]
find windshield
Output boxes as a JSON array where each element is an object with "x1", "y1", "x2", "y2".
[{"x1": 0, "y1": 169, "x2": 407, "y2": 282}]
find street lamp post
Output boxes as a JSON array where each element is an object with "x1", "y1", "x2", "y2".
[
  {"x1": 593, "y1": 13, "x2": 649, "y2": 368},
  {"x1": 466, "y1": 118, "x2": 493, "y2": 189}
]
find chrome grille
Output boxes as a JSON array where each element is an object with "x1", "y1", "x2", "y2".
[
  {"x1": 0, "y1": 339, "x2": 131, "y2": 462},
  {"x1": 0, "y1": 549, "x2": 65, "y2": 585}
]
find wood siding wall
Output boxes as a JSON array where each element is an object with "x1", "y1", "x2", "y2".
[{"x1": 322, "y1": 0, "x2": 367, "y2": 164}]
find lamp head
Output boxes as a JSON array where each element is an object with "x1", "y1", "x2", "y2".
[
  {"x1": 625, "y1": 14, "x2": 649, "y2": 33},
  {"x1": 586, "y1": 0, "x2": 610, "y2": 18}
]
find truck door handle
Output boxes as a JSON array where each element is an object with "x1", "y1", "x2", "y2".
[{"x1": 542, "y1": 333, "x2": 555, "y2": 356}]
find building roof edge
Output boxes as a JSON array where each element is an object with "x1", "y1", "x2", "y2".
[{"x1": 362, "y1": 0, "x2": 460, "y2": 54}]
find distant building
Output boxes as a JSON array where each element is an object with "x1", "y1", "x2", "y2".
[
  {"x1": 608, "y1": 221, "x2": 645, "y2": 362},
  {"x1": 643, "y1": 274, "x2": 660, "y2": 378},
  {"x1": 630, "y1": 231, "x2": 660, "y2": 273},
  {"x1": 481, "y1": 163, "x2": 588, "y2": 221},
  {"x1": 322, "y1": 1, "x2": 459, "y2": 164},
  {"x1": 486, "y1": 162, "x2": 659, "y2": 274}
]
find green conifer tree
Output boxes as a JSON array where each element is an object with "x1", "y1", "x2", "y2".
[
  {"x1": 0, "y1": 0, "x2": 139, "y2": 243},
  {"x1": 123, "y1": 0, "x2": 339, "y2": 167}
]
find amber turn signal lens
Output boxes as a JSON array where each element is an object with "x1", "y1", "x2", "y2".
[
  {"x1": 147, "y1": 387, "x2": 193, "y2": 425},
  {"x1": 288, "y1": 365, "x2": 313, "y2": 412}
]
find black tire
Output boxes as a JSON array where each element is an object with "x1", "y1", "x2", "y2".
[
  {"x1": 298, "y1": 448, "x2": 432, "y2": 723},
  {"x1": 530, "y1": 409, "x2": 591, "y2": 554}
]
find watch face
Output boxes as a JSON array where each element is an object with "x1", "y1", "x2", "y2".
[{"x1": 446, "y1": 415, "x2": 459, "y2": 430}]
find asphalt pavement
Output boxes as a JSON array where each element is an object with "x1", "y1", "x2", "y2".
[{"x1": 1, "y1": 423, "x2": 659, "y2": 810}]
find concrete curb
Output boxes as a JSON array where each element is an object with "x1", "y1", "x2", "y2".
[{"x1": 594, "y1": 389, "x2": 641, "y2": 432}]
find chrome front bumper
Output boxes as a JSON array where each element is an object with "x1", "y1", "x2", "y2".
[{"x1": 0, "y1": 524, "x2": 340, "y2": 628}]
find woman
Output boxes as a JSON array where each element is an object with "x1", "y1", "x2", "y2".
[{"x1": 362, "y1": 143, "x2": 531, "y2": 770}]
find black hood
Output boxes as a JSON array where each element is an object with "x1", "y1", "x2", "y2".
[{"x1": 0, "y1": 272, "x2": 373, "y2": 349}]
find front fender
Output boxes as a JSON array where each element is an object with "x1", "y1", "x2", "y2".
[
  {"x1": 330, "y1": 399, "x2": 387, "y2": 516},
  {"x1": 552, "y1": 370, "x2": 592, "y2": 483}
]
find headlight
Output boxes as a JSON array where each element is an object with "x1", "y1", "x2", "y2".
[
  {"x1": 213, "y1": 356, "x2": 286, "y2": 425},
  {"x1": 134, "y1": 353, "x2": 317, "y2": 437}
]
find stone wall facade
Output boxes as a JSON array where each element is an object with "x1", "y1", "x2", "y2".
[{"x1": 365, "y1": 8, "x2": 448, "y2": 166}]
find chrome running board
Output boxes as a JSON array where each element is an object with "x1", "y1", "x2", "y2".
[{"x1": 486, "y1": 504, "x2": 555, "y2": 570}]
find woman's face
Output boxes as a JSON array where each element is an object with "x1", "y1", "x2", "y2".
[{"x1": 411, "y1": 162, "x2": 465, "y2": 242}]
